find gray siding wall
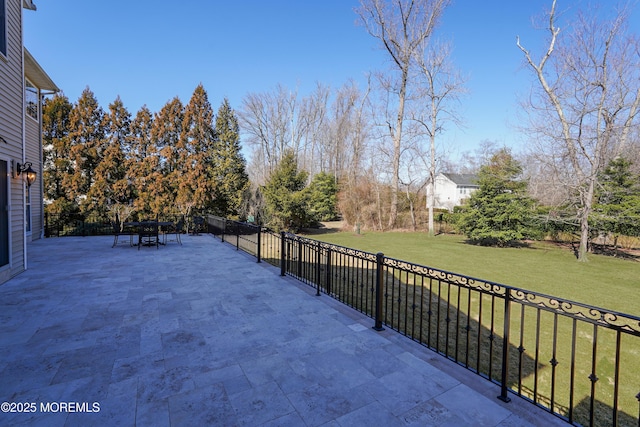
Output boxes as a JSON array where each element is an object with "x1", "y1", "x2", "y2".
[{"x1": 0, "y1": 0, "x2": 26, "y2": 282}]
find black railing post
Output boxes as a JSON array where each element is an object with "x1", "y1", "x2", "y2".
[
  {"x1": 498, "y1": 287, "x2": 512, "y2": 403},
  {"x1": 221, "y1": 220, "x2": 226, "y2": 243},
  {"x1": 235, "y1": 223, "x2": 240, "y2": 251},
  {"x1": 280, "y1": 231, "x2": 286, "y2": 276},
  {"x1": 315, "y1": 241, "x2": 321, "y2": 296},
  {"x1": 373, "y1": 252, "x2": 385, "y2": 331},
  {"x1": 297, "y1": 240, "x2": 302, "y2": 278},
  {"x1": 256, "y1": 226, "x2": 261, "y2": 263},
  {"x1": 325, "y1": 247, "x2": 332, "y2": 295}
]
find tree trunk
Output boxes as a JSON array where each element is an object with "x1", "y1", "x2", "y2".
[
  {"x1": 427, "y1": 120, "x2": 437, "y2": 236},
  {"x1": 388, "y1": 69, "x2": 408, "y2": 229},
  {"x1": 578, "y1": 177, "x2": 596, "y2": 261},
  {"x1": 578, "y1": 213, "x2": 590, "y2": 261}
]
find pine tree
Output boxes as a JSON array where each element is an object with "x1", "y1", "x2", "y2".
[
  {"x1": 178, "y1": 84, "x2": 216, "y2": 214},
  {"x1": 128, "y1": 106, "x2": 158, "y2": 218},
  {"x1": 592, "y1": 158, "x2": 640, "y2": 249},
  {"x1": 65, "y1": 87, "x2": 106, "y2": 214},
  {"x1": 42, "y1": 94, "x2": 73, "y2": 214},
  {"x1": 307, "y1": 172, "x2": 338, "y2": 222},
  {"x1": 152, "y1": 98, "x2": 184, "y2": 219},
  {"x1": 456, "y1": 149, "x2": 537, "y2": 246},
  {"x1": 262, "y1": 150, "x2": 310, "y2": 231},
  {"x1": 210, "y1": 98, "x2": 249, "y2": 218},
  {"x1": 88, "y1": 96, "x2": 131, "y2": 218}
]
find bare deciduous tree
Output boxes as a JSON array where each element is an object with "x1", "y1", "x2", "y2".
[
  {"x1": 357, "y1": 0, "x2": 451, "y2": 229},
  {"x1": 298, "y1": 83, "x2": 329, "y2": 176},
  {"x1": 241, "y1": 84, "x2": 331, "y2": 185},
  {"x1": 336, "y1": 80, "x2": 372, "y2": 230},
  {"x1": 239, "y1": 85, "x2": 299, "y2": 184},
  {"x1": 517, "y1": 0, "x2": 640, "y2": 261},
  {"x1": 412, "y1": 38, "x2": 466, "y2": 235}
]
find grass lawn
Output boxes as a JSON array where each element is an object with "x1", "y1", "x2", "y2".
[{"x1": 305, "y1": 230, "x2": 639, "y2": 317}]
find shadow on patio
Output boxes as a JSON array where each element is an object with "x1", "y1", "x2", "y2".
[{"x1": 0, "y1": 235, "x2": 567, "y2": 426}]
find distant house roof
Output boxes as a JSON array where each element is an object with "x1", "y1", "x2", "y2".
[{"x1": 442, "y1": 173, "x2": 479, "y2": 187}]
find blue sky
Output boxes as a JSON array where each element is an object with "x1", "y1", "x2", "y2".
[{"x1": 24, "y1": 1, "x2": 640, "y2": 155}]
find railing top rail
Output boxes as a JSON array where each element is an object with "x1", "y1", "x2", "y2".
[
  {"x1": 283, "y1": 232, "x2": 379, "y2": 262},
  {"x1": 206, "y1": 215, "x2": 262, "y2": 233},
  {"x1": 226, "y1": 219, "x2": 261, "y2": 231}
]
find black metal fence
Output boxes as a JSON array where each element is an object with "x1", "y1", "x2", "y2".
[
  {"x1": 206, "y1": 215, "x2": 281, "y2": 265},
  {"x1": 44, "y1": 213, "x2": 112, "y2": 237},
  {"x1": 48, "y1": 213, "x2": 640, "y2": 426},
  {"x1": 45, "y1": 212, "x2": 200, "y2": 238},
  {"x1": 207, "y1": 221, "x2": 640, "y2": 427}
]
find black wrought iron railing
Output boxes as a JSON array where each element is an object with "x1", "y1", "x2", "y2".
[
  {"x1": 206, "y1": 215, "x2": 281, "y2": 265},
  {"x1": 45, "y1": 212, "x2": 197, "y2": 238},
  {"x1": 44, "y1": 213, "x2": 112, "y2": 237},
  {"x1": 208, "y1": 222, "x2": 640, "y2": 427}
]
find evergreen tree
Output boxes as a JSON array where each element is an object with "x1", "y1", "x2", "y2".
[
  {"x1": 65, "y1": 87, "x2": 106, "y2": 214},
  {"x1": 179, "y1": 84, "x2": 216, "y2": 214},
  {"x1": 307, "y1": 172, "x2": 339, "y2": 222},
  {"x1": 210, "y1": 98, "x2": 249, "y2": 218},
  {"x1": 153, "y1": 97, "x2": 183, "y2": 175},
  {"x1": 88, "y1": 96, "x2": 131, "y2": 218},
  {"x1": 42, "y1": 94, "x2": 73, "y2": 214},
  {"x1": 591, "y1": 158, "x2": 640, "y2": 246},
  {"x1": 456, "y1": 148, "x2": 537, "y2": 246},
  {"x1": 262, "y1": 150, "x2": 310, "y2": 231},
  {"x1": 128, "y1": 105, "x2": 159, "y2": 218},
  {"x1": 152, "y1": 98, "x2": 184, "y2": 218}
]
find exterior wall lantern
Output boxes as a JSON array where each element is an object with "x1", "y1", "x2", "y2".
[{"x1": 16, "y1": 162, "x2": 37, "y2": 187}]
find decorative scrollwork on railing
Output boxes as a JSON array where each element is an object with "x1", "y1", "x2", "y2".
[
  {"x1": 383, "y1": 256, "x2": 507, "y2": 296},
  {"x1": 339, "y1": 246, "x2": 378, "y2": 262},
  {"x1": 601, "y1": 312, "x2": 640, "y2": 335},
  {"x1": 285, "y1": 234, "x2": 378, "y2": 262},
  {"x1": 511, "y1": 290, "x2": 640, "y2": 334},
  {"x1": 384, "y1": 258, "x2": 413, "y2": 270},
  {"x1": 511, "y1": 288, "x2": 527, "y2": 301}
]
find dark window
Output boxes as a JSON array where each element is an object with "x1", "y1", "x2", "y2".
[
  {"x1": 26, "y1": 80, "x2": 38, "y2": 120},
  {"x1": 0, "y1": 0, "x2": 6, "y2": 57}
]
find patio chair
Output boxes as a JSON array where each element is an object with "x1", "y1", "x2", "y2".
[
  {"x1": 171, "y1": 218, "x2": 184, "y2": 245},
  {"x1": 138, "y1": 221, "x2": 159, "y2": 250},
  {"x1": 161, "y1": 218, "x2": 184, "y2": 245},
  {"x1": 192, "y1": 216, "x2": 204, "y2": 235},
  {"x1": 111, "y1": 217, "x2": 135, "y2": 247}
]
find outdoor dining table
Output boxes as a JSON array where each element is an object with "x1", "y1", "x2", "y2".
[{"x1": 123, "y1": 221, "x2": 174, "y2": 246}]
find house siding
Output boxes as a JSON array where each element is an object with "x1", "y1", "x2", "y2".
[
  {"x1": 0, "y1": 0, "x2": 26, "y2": 282},
  {"x1": 433, "y1": 175, "x2": 458, "y2": 211},
  {"x1": 429, "y1": 173, "x2": 479, "y2": 211}
]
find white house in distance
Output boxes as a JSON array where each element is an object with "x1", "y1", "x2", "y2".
[
  {"x1": 0, "y1": 0, "x2": 59, "y2": 284},
  {"x1": 428, "y1": 173, "x2": 479, "y2": 211}
]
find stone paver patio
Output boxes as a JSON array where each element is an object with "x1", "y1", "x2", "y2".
[{"x1": 0, "y1": 234, "x2": 568, "y2": 426}]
